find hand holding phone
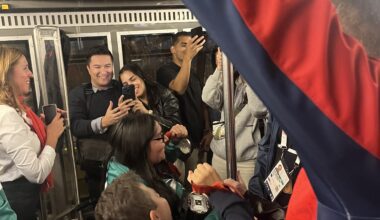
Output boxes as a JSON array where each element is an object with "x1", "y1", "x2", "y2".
[
  {"x1": 122, "y1": 84, "x2": 136, "y2": 101},
  {"x1": 191, "y1": 26, "x2": 203, "y2": 38},
  {"x1": 42, "y1": 104, "x2": 57, "y2": 125}
]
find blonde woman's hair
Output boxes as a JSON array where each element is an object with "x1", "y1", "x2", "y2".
[{"x1": 0, "y1": 46, "x2": 24, "y2": 109}]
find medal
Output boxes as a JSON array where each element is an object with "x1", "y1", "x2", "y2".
[{"x1": 187, "y1": 192, "x2": 210, "y2": 214}]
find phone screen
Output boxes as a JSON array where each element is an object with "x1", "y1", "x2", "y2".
[{"x1": 43, "y1": 104, "x2": 57, "y2": 125}]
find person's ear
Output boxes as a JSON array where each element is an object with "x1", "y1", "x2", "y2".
[
  {"x1": 170, "y1": 46, "x2": 175, "y2": 54},
  {"x1": 149, "y1": 210, "x2": 160, "y2": 220},
  {"x1": 86, "y1": 64, "x2": 90, "y2": 73}
]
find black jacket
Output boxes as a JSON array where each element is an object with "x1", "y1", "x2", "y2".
[
  {"x1": 147, "y1": 84, "x2": 181, "y2": 131},
  {"x1": 69, "y1": 80, "x2": 122, "y2": 139}
]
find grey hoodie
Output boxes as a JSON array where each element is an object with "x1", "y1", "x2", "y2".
[{"x1": 202, "y1": 69, "x2": 267, "y2": 161}]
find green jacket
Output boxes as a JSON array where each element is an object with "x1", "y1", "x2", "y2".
[
  {"x1": 0, "y1": 189, "x2": 17, "y2": 220},
  {"x1": 106, "y1": 159, "x2": 184, "y2": 198},
  {"x1": 106, "y1": 159, "x2": 130, "y2": 185}
]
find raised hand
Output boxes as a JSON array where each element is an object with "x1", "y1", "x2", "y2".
[
  {"x1": 216, "y1": 47, "x2": 222, "y2": 71},
  {"x1": 223, "y1": 171, "x2": 247, "y2": 198},
  {"x1": 184, "y1": 35, "x2": 206, "y2": 61},
  {"x1": 46, "y1": 112, "x2": 65, "y2": 148},
  {"x1": 118, "y1": 95, "x2": 135, "y2": 113},
  {"x1": 188, "y1": 163, "x2": 222, "y2": 186},
  {"x1": 101, "y1": 101, "x2": 129, "y2": 128},
  {"x1": 169, "y1": 124, "x2": 188, "y2": 138},
  {"x1": 131, "y1": 99, "x2": 148, "y2": 114}
]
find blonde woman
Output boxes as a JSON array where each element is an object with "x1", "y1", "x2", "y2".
[{"x1": 0, "y1": 46, "x2": 65, "y2": 219}]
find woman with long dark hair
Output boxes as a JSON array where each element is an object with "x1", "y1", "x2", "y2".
[
  {"x1": 119, "y1": 63, "x2": 181, "y2": 131},
  {"x1": 106, "y1": 113, "x2": 188, "y2": 219}
]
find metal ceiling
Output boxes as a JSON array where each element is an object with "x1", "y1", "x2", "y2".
[{"x1": 0, "y1": 0, "x2": 185, "y2": 12}]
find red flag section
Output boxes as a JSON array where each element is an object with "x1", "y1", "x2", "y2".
[
  {"x1": 233, "y1": 0, "x2": 379, "y2": 158},
  {"x1": 183, "y1": 0, "x2": 380, "y2": 218}
]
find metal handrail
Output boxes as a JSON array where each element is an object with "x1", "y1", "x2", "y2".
[{"x1": 222, "y1": 53, "x2": 237, "y2": 180}]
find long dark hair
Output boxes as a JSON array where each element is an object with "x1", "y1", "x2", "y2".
[
  {"x1": 108, "y1": 113, "x2": 180, "y2": 218},
  {"x1": 119, "y1": 63, "x2": 162, "y2": 108},
  {"x1": 108, "y1": 113, "x2": 156, "y2": 179}
]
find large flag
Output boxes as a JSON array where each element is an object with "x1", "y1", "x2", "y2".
[{"x1": 182, "y1": 0, "x2": 380, "y2": 219}]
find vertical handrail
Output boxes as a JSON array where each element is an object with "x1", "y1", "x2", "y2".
[
  {"x1": 33, "y1": 26, "x2": 81, "y2": 220},
  {"x1": 55, "y1": 29, "x2": 82, "y2": 218},
  {"x1": 222, "y1": 53, "x2": 237, "y2": 180}
]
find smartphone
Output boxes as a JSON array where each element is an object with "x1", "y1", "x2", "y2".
[
  {"x1": 190, "y1": 26, "x2": 203, "y2": 37},
  {"x1": 42, "y1": 104, "x2": 57, "y2": 125},
  {"x1": 122, "y1": 84, "x2": 136, "y2": 100}
]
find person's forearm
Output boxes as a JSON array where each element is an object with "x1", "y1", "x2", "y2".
[{"x1": 169, "y1": 59, "x2": 192, "y2": 95}]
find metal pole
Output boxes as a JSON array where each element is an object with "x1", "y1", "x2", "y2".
[
  {"x1": 33, "y1": 26, "x2": 81, "y2": 220},
  {"x1": 222, "y1": 53, "x2": 237, "y2": 180}
]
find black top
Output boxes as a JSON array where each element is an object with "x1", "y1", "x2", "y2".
[
  {"x1": 69, "y1": 80, "x2": 122, "y2": 139},
  {"x1": 156, "y1": 62, "x2": 204, "y2": 146},
  {"x1": 142, "y1": 84, "x2": 182, "y2": 131}
]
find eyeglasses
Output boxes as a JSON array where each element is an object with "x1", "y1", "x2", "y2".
[{"x1": 152, "y1": 132, "x2": 166, "y2": 143}]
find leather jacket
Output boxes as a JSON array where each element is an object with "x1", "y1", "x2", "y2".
[{"x1": 149, "y1": 85, "x2": 182, "y2": 131}]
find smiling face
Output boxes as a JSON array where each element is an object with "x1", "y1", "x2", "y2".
[
  {"x1": 148, "y1": 122, "x2": 168, "y2": 164},
  {"x1": 87, "y1": 54, "x2": 113, "y2": 89},
  {"x1": 119, "y1": 70, "x2": 146, "y2": 99},
  {"x1": 10, "y1": 55, "x2": 33, "y2": 97}
]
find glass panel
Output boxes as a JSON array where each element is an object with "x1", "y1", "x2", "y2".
[
  {"x1": 33, "y1": 26, "x2": 80, "y2": 219},
  {"x1": 121, "y1": 33, "x2": 173, "y2": 81},
  {"x1": 39, "y1": 39, "x2": 78, "y2": 219},
  {"x1": 66, "y1": 36, "x2": 108, "y2": 91},
  {"x1": 44, "y1": 40, "x2": 64, "y2": 109},
  {"x1": 0, "y1": 40, "x2": 38, "y2": 112},
  {"x1": 120, "y1": 33, "x2": 217, "y2": 84}
]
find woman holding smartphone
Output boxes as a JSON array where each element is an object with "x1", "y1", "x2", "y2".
[
  {"x1": 0, "y1": 46, "x2": 65, "y2": 219},
  {"x1": 119, "y1": 63, "x2": 181, "y2": 131}
]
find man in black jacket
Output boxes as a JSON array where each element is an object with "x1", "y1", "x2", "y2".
[{"x1": 69, "y1": 46, "x2": 131, "y2": 202}]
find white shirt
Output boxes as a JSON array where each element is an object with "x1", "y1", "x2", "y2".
[{"x1": 0, "y1": 105, "x2": 56, "y2": 184}]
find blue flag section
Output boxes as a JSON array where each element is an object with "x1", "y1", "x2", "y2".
[{"x1": 183, "y1": 0, "x2": 380, "y2": 219}]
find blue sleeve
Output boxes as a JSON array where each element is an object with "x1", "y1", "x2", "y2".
[{"x1": 209, "y1": 191, "x2": 254, "y2": 220}]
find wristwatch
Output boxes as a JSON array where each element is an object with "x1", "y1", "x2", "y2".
[{"x1": 148, "y1": 110, "x2": 153, "y2": 115}]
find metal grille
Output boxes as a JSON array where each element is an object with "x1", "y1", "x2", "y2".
[{"x1": 0, "y1": 9, "x2": 196, "y2": 29}]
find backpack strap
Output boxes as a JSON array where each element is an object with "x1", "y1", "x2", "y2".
[
  {"x1": 82, "y1": 82, "x2": 93, "y2": 115},
  {"x1": 257, "y1": 118, "x2": 266, "y2": 138}
]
